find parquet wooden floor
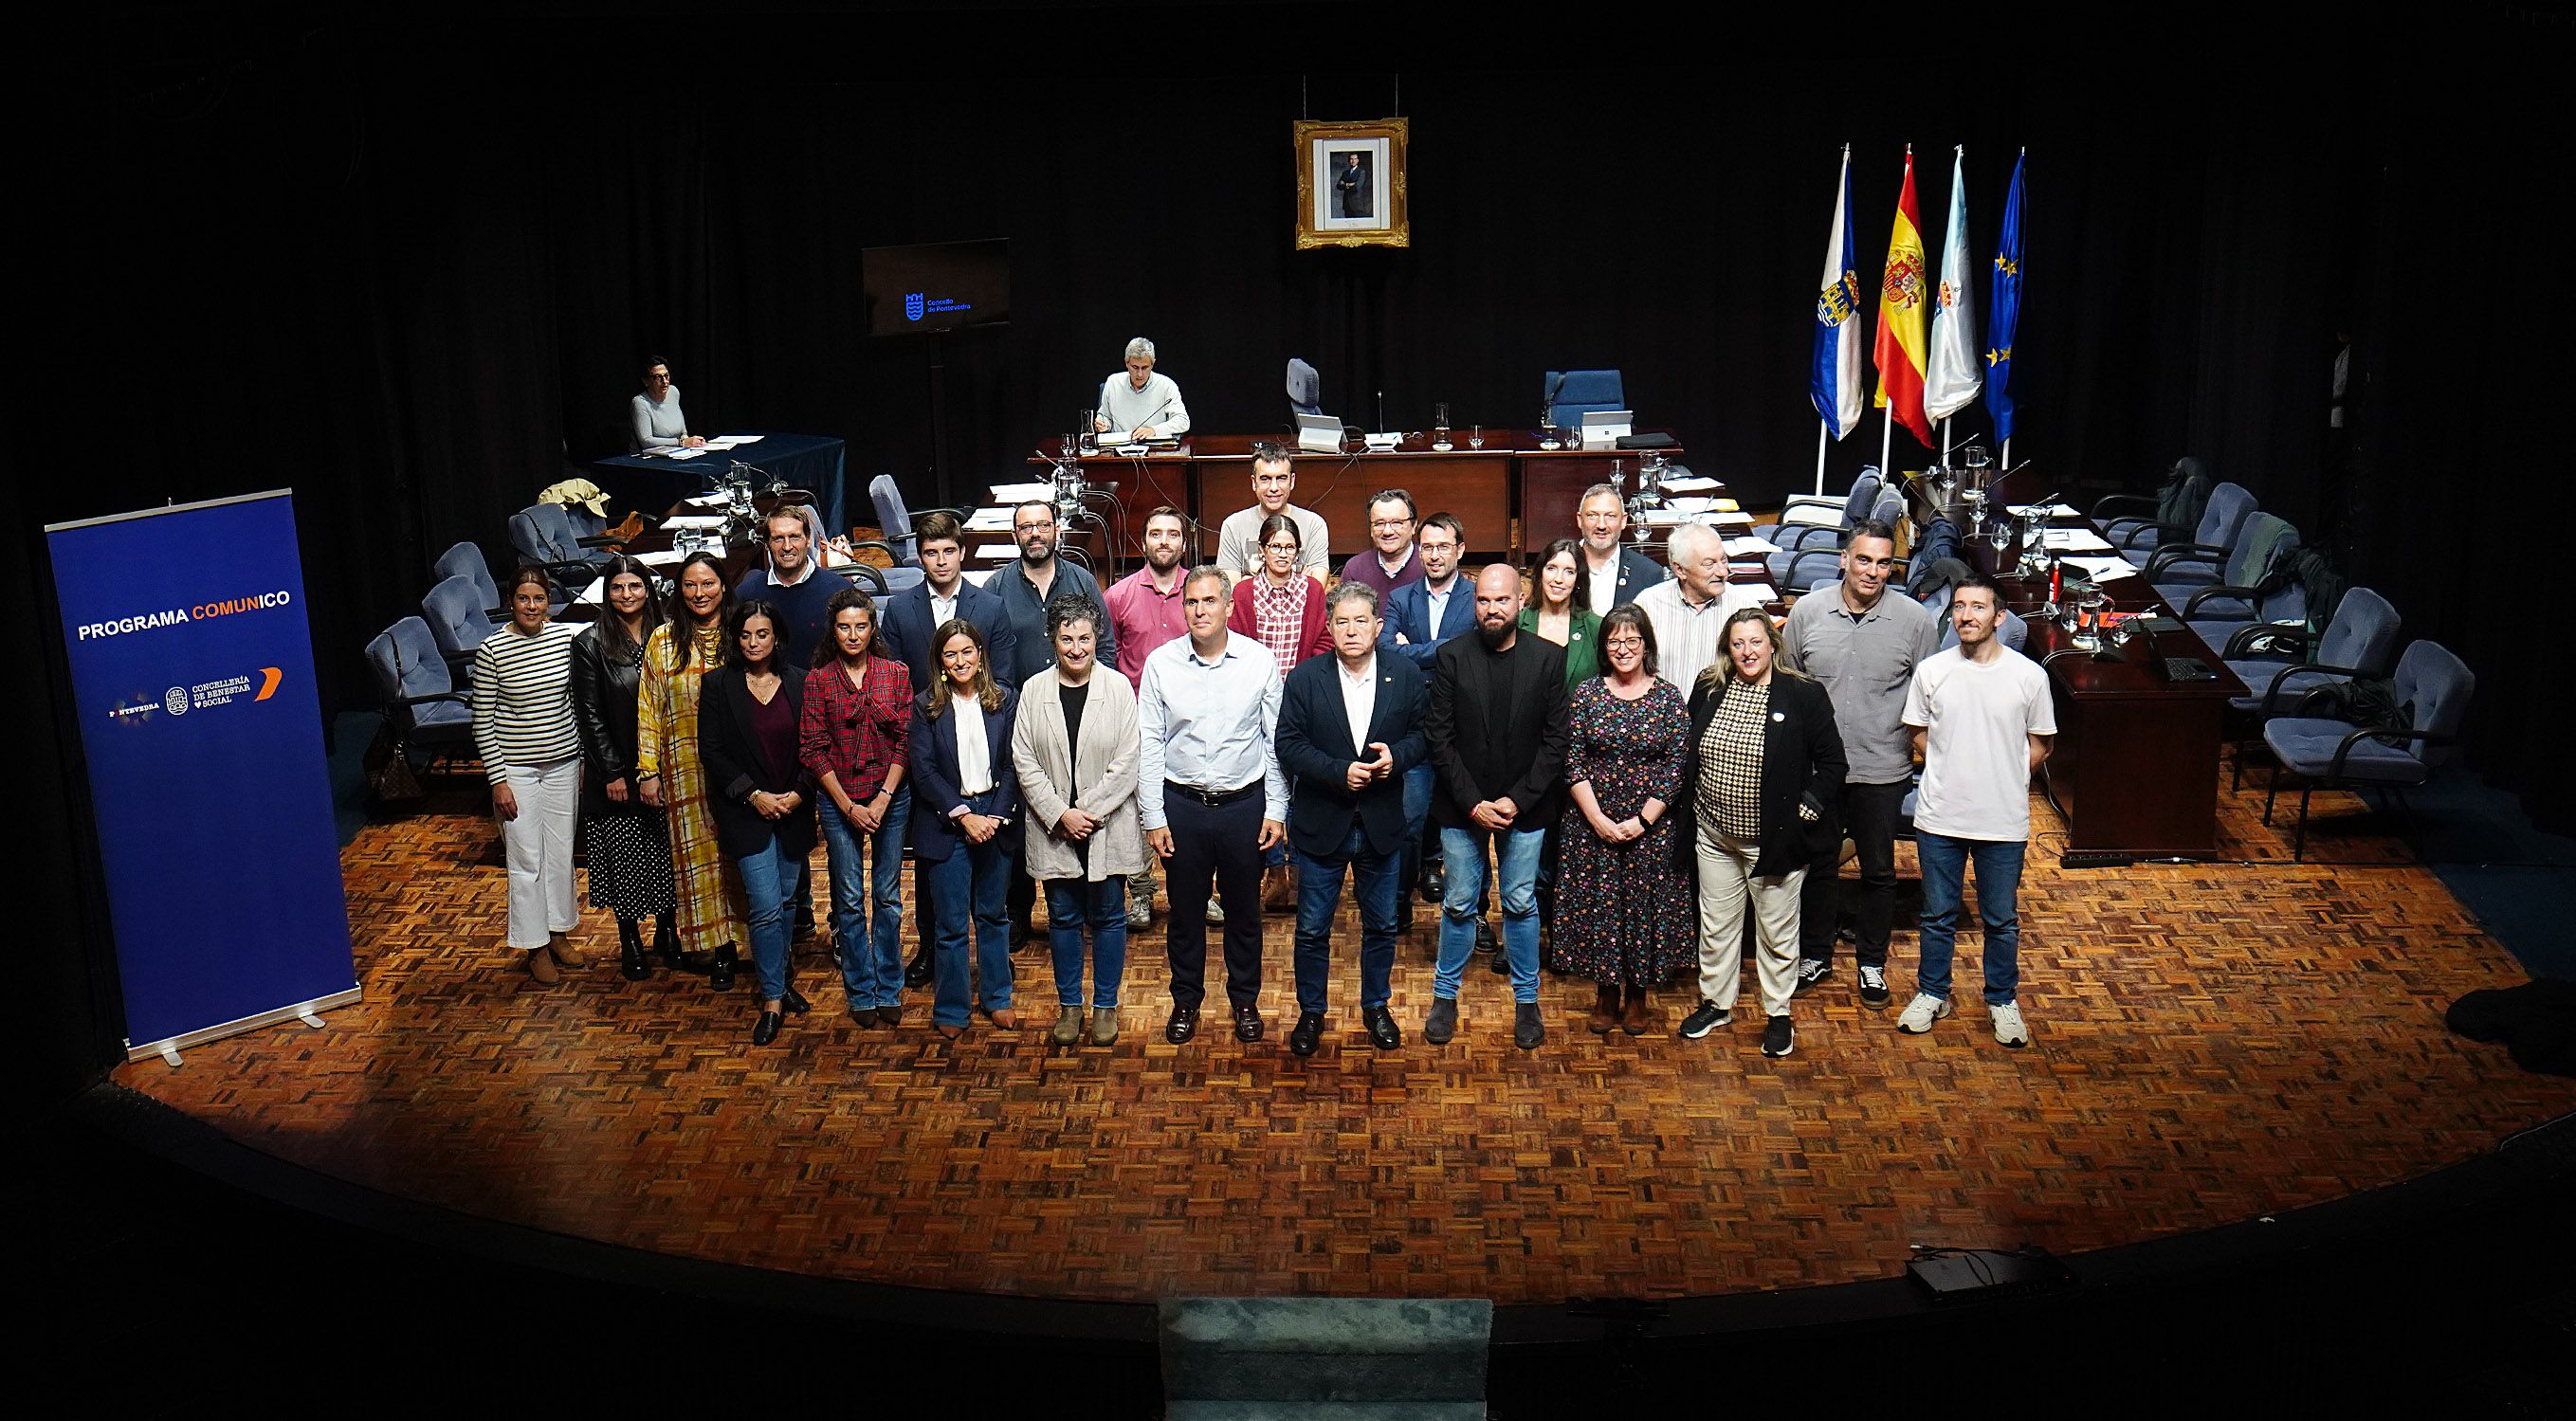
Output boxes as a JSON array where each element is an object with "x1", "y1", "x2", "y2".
[{"x1": 119, "y1": 767, "x2": 2573, "y2": 1305}]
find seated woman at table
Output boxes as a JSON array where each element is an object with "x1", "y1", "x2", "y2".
[
  {"x1": 637, "y1": 552, "x2": 748, "y2": 988},
  {"x1": 630, "y1": 356, "x2": 705, "y2": 452},
  {"x1": 699, "y1": 599, "x2": 817, "y2": 1046}
]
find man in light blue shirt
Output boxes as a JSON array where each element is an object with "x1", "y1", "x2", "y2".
[{"x1": 1140, "y1": 567, "x2": 1287, "y2": 1047}]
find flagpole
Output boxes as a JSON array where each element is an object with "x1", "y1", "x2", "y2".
[
  {"x1": 2002, "y1": 436, "x2": 2013, "y2": 470},
  {"x1": 1815, "y1": 422, "x2": 1828, "y2": 495},
  {"x1": 1941, "y1": 417, "x2": 1952, "y2": 460},
  {"x1": 1879, "y1": 408, "x2": 1892, "y2": 481}
]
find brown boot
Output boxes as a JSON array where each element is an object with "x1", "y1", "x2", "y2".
[
  {"x1": 1587, "y1": 983, "x2": 1620, "y2": 1035},
  {"x1": 1620, "y1": 988, "x2": 1651, "y2": 1036},
  {"x1": 1262, "y1": 864, "x2": 1298, "y2": 914},
  {"x1": 547, "y1": 934, "x2": 589, "y2": 969},
  {"x1": 524, "y1": 947, "x2": 560, "y2": 985}
]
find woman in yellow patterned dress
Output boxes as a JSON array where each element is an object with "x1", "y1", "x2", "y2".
[{"x1": 637, "y1": 552, "x2": 750, "y2": 988}]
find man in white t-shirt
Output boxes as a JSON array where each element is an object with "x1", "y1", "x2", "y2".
[{"x1": 1895, "y1": 574, "x2": 2055, "y2": 1048}]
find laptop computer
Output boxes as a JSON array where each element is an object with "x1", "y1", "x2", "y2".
[
  {"x1": 2133, "y1": 616, "x2": 2217, "y2": 683},
  {"x1": 1295, "y1": 412, "x2": 1345, "y2": 454},
  {"x1": 1579, "y1": 410, "x2": 1634, "y2": 445}
]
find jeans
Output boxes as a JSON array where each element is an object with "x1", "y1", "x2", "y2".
[
  {"x1": 817, "y1": 792, "x2": 906, "y2": 1010},
  {"x1": 1293, "y1": 819, "x2": 1402, "y2": 1013},
  {"x1": 1044, "y1": 876, "x2": 1128, "y2": 1009},
  {"x1": 736, "y1": 837, "x2": 797, "y2": 1003},
  {"x1": 1434, "y1": 825, "x2": 1544, "y2": 1003},
  {"x1": 1914, "y1": 829, "x2": 2026, "y2": 1006},
  {"x1": 1399, "y1": 761, "x2": 1435, "y2": 889},
  {"x1": 1800, "y1": 778, "x2": 1908, "y2": 968},
  {"x1": 923, "y1": 791, "x2": 1014, "y2": 1027}
]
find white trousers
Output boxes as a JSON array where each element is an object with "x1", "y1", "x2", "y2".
[
  {"x1": 1694, "y1": 825, "x2": 1807, "y2": 1018},
  {"x1": 500, "y1": 756, "x2": 582, "y2": 949}
]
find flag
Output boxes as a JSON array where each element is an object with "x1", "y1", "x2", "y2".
[
  {"x1": 1985, "y1": 149, "x2": 2027, "y2": 444},
  {"x1": 1810, "y1": 145, "x2": 1865, "y2": 440},
  {"x1": 1872, "y1": 146, "x2": 1934, "y2": 447},
  {"x1": 1924, "y1": 146, "x2": 1982, "y2": 422}
]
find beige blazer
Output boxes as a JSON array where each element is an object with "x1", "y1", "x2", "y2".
[{"x1": 1008, "y1": 665, "x2": 1146, "y2": 882}]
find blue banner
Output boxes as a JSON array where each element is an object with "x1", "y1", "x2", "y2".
[{"x1": 48, "y1": 491, "x2": 356, "y2": 1058}]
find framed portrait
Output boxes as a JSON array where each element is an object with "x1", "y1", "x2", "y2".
[{"x1": 1294, "y1": 118, "x2": 1409, "y2": 249}]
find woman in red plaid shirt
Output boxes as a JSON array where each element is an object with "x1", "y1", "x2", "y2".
[{"x1": 799, "y1": 587, "x2": 916, "y2": 1026}]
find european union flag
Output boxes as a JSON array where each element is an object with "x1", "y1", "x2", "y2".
[{"x1": 1984, "y1": 151, "x2": 2027, "y2": 444}]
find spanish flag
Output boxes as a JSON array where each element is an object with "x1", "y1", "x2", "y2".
[{"x1": 1873, "y1": 146, "x2": 1934, "y2": 448}]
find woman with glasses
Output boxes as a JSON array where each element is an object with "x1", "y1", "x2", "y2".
[
  {"x1": 474, "y1": 566, "x2": 587, "y2": 984},
  {"x1": 699, "y1": 600, "x2": 817, "y2": 1046},
  {"x1": 572, "y1": 555, "x2": 680, "y2": 980},
  {"x1": 799, "y1": 586, "x2": 913, "y2": 1026},
  {"x1": 1555, "y1": 606, "x2": 1693, "y2": 1033},
  {"x1": 1230, "y1": 512, "x2": 1327, "y2": 906},
  {"x1": 910, "y1": 619, "x2": 1022, "y2": 1039},
  {"x1": 629, "y1": 356, "x2": 705, "y2": 452},
  {"x1": 637, "y1": 552, "x2": 749, "y2": 989}
]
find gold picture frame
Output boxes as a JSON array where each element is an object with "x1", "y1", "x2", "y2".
[{"x1": 1294, "y1": 118, "x2": 1409, "y2": 249}]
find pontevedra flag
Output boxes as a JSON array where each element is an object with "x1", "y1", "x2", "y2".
[
  {"x1": 1924, "y1": 146, "x2": 1982, "y2": 423},
  {"x1": 1810, "y1": 145, "x2": 1866, "y2": 440},
  {"x1": 1985, "y1": 149, "x2": 2028, "y2": 444},
  {"x1": 1873, "y1": 146, "x2": 1935, "y2": 448}
]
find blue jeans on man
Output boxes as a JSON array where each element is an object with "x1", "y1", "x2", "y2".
[
  {"x1": 1435, "y1": 825, "x2": 1544, "y2": 1003},
  {"x1": 1293, "y1": 819, "x2": 1403, "y2": 1015},
  {"x1": 1400, "y1": 762, "x2": 1434, "y2": 892},
  {"x1": 736, "y1": 838, "x2": 798, "y2": 1003},
  {"x1": 923, "y1": 789, "x2": 1015, "y2": 1027},
  {"x1": 1914, "y1": 830, "x2": 2025, "y2": 1006},
  {"x1": 817, "y1": 791, "x2": 907, "y2": 1010},
  {"x1": 1044, "y1": 876, "x2": 1128, "y2": 1009}
]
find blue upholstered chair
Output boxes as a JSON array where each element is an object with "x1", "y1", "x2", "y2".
[
  {"x1": 2259, "y1": 639, "x2": 2473, "y2": 860},
  {"x1": 2176, "y1": 514, "x2": 2306, "y2": 648},
  {"x1": 2140, "y1": 481, "x2": 2258, "y2": 581},
  {"x1": 2154, "y1": 507, "x2": 2293, "y2": 612},
  {"x1": 1542, "y1": 369, "x2": 1625, "y2": 427},
  {"x1": 2094, "y1": 456, "x2": 2215, "y2": 564},
  {"x1": 507, "y1": 503, "x2": 609, "y2": 592},
  {"x1": 2225, "y1": 586, "x2": 2402, "y2": 789},
  {"x1": 854, "y1": 472, "x2": 975, "y2": 597},
  {"x1": 421, "y1": 574, "x2": 497, "y2": 680},
  {"x1": 365, "y1": 616, "x2": 478, "y2": 780},
  {"x1": 1777, "y1": 468, "x2": 1884, "y2": 549},
  {"x1": 1287, "y1": 358, "x2": 1322, "y2": 418},
  {"x1": 1771, "y1": 488, "x2": 1903, "y2": 593}
]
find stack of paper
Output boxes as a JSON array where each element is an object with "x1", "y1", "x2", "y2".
[
  {"x1": 2060, "y1": 555, "x2": 2139, "y2": 582},
  {"x1": 2007, "y1": 502, "x2": 2080, "y2": 519},
  {"x1": 661, "y1": 514, "x2": 729, "y2": 531},
  {"x1": 989, "y1": 482, "x2": 1052, "y2": 502},
  {"x1": 633, "y1": 549, "x2": 688, "y2": 566},
  {"x1": 1725, "y1": 535, "x2": 1778, "y2": 557},
  {"x1": 966, "y1": 506, "x2": 1016, "y2": 531},
  {"x1": 2040, "y1": 527, "x2": 2114, "y2": 554}
]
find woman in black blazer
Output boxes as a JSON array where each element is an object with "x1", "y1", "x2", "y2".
[
  {"x1": 1672, "y1": 608, "x2": 1847, "y2": 1060},
  {"x1": 697, "y1": 599, "x2": 818, "y2": 1045},
  {"x1": 571, "y1": 556, "x2": 680, "y2": 981},
  {"x1": 907, "y1": 619, "x2": 1022, "y2": 1040}
]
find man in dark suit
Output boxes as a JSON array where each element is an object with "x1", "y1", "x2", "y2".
[
  {"x1": 1334, "y1": 152, "x2": 1371, "y2": 219},
  {"x1": 1274, "y1": 582, "x2": 1428, "y2": 1056},
  {"x1": 1577, "y1": 482, "x2": 1666, "y2": 617},
  {"x1": 1425, "y1": 563, "x2": 1570, "y2": 1050},
  {"x1": 877, "y1": 510, "x2": 1020, "y2": 986},
  {"x1": 1379, "y1": 512, "x2": 1477, "y2": 920}
]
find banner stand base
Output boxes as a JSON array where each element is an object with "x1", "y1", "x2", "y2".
[{"x1": 128, "y1": 987, "x2": 362, "y2": 1066}]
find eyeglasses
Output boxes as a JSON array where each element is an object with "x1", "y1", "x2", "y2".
[
  {"x1": 644, "y1": 372, "x2": 671, "y2": 382},
  {"x1": 1264, "y1": 541, "x2": 1301, "y2": 554},
  {"x1": 1369, "y1": 518, "x2": 1415, "y2": 531}
]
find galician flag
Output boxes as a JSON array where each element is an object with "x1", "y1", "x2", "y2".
[
  {"x1": 1872, "y1": 145, "x2": 1934, "y2": 448},
  {"x1": 1924, "y1": 146, "x2": 1982, "y2": 423},
  {"x1": 1984, "y1": 149, "x2": 2028, "y2": 444},
  {"x1": 1810, "y1": 144, "x2": 1865, "y2": 440}
]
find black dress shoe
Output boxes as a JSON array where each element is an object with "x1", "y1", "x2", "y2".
[
  {"x1": 1476, "y1": 919, "x2": 1499, "y2": 953},
  {"x1": 904, "y1": 947, "x2": 933, "y2": 989},
  {"x1": 1233, "y1": 1005, "x2": 1265, "y2": 1042},
  {"x1": 1288, "y1": 1011, "x2": 1325, "y2": 1056},
  {"x1": 709, "y1": 943, "x2": 738, "y2": 991},
  {"x1": 1363, "y1": 1006, "x2": 1403, "y2": 1050},
  {"x1": 1165, "y1": 1004, "x2": 1199, "y2": 1045},
  {"x1": 653, "y1": 918, "x2": 685, "y2": 972},
  {"x1": 1419, "y1": 862, "x2": 1445, "y2": 903},
  {"x1": 1009, "y1": 921, "x2": 1033, "y2": 952},
  {"x1": 751, "y1": 1009, "x2": 782, "y2": 1046},
  {"x1": 1513, "y1": 1003, "x2": 1544, "y2": 1050},
  {"x1": 780, "y1": 986, "x2": 811, "y2": 1014}
]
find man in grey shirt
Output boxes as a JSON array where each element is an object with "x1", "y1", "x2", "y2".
[
  {"x1": 1778, "y1": 518, "x2": 1941, "y2": 1011},
  {"x1": 630, "y1": 357, "x2": 704, "y2": 452},
  {"x1": 1095, "y1": 337, "x2": 1192, "y2": 443},
  {"x1": 1216, "y1": 444, "x2": 1331, "y2": 581}
]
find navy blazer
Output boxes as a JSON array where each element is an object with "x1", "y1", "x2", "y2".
[
  {"x1": 697, "y1": 663, "x2": 818, "y2": 862},
  {"x1": 1274, "y1": 653, "x2": 1430, "y2": 858},
  {"x1": 1378, "y1": 576, "x2": 1476, "y2": 671},
  {"x1": 1602, "y1": 547, "x2": 1667, "y2": 609},
  {"x1": 880, "y1": 578, "x2": 1021, "y2": 696},
  {"x1": 906, "y1": 684, "x2": 1021, "y2": 864}
]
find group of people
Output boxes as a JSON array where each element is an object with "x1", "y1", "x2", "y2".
[{"x1": 497, "y1": 353, "x2": 2056, "y2": 1054}]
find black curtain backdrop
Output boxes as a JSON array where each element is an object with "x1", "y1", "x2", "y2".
[{"x1": 23, "y1": 2, "x2": 2567, "y2": 1082}]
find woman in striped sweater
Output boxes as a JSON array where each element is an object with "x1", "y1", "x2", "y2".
[{"x1": 473, "y1": 566, "x2": 589, "y2": 983}]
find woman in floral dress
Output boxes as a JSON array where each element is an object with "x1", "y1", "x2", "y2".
[{"x1": 1556, "y1": 604, "x2": 1693, "y2": 1035}]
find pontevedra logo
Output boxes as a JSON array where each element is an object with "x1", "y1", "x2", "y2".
[
  {"x1": 106, "y1": 667, "x2": 286, "y2": 724},
  {"x1": 904, "y1": 292, "x2": 925, "y2": 320}
]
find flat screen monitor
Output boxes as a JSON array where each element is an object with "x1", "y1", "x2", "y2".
[{"x1": 862, "y1": 239, "x2": 1009, "y2": 336}]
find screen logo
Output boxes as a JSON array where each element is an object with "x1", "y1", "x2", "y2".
[{"x1": 904, "y1": 292, "x2": 924, "y2": 321}]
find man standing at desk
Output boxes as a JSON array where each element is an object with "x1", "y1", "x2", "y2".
[
  {"x1": 1105, "y1": 506, "x2": 1193, "y2": 930},
  {"x1": 1635, "y1": 520, "x2": 1763, "y2": 692},
  {"x1": 1095, "y1": 337, "x2": 1192, "y2": 444},
  {"x1": 1576, "y1": 483, "x2": 1666, "y2": 617},
  {"x1": 1339, "y1": 488, "x2": 1427, "y2": 598},
  {"x1": 1217, "y1": 445, "x2": 1331, "y2": 582},
  {"x1": 1896, "y1": 574, "x2": 2054, "y2": 1049},
  {"x1": 630, "y1": 358, "x2": 704, "y2": 452},
  {"x1": 991, "y1": 499, "x2": 1115, "y2": 949},
  {"x1": 1779, "y1": 519, "x2": 1938, "y2": 1011}
]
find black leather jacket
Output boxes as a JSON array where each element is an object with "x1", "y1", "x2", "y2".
[{"x1": 572, "y1": 623, "x2": 648, "y2": 817}]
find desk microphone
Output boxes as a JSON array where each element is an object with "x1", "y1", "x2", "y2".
[{"x1": 1377, "y1": 390, "x2": 1387, "y2": 434}]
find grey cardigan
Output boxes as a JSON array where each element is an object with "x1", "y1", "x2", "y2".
[{"x1": 1008, "y1": 665, "x2": 1146, "y2": 882}]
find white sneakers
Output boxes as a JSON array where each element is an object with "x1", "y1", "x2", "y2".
[
  {"x1": 1895, "y1": 993, "x2": 1954, "y2": 1033},
  {"x1": 1894, "y1": 992, "x2": 2032, "y2": 1047}
]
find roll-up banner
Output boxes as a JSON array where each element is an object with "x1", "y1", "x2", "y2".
[{"x1": 47, "y1": 491, "x2": 357, "y2": 1063}]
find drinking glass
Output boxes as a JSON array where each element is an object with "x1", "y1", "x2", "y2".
[{"x1": 1433, "y1": 402, "x2": 1452, "y2": 449}]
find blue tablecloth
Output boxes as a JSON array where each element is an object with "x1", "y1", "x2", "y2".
[{"x1": 592, "y1": 432, "x2": 849, "y2": 535}]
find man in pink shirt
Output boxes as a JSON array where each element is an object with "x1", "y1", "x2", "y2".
[{"x1": 1103, "y1": 505, "x2": 1195, "y2": 926}]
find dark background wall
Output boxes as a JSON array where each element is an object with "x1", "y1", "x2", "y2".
[{"x1": 22, "y1": 1, "x2": 2565, "y2": 1085}]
